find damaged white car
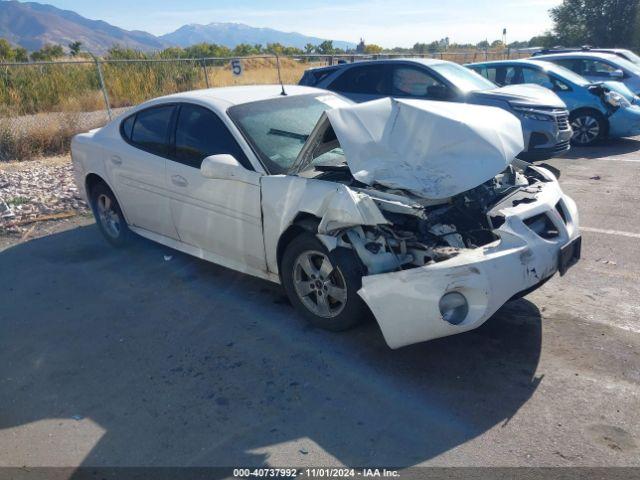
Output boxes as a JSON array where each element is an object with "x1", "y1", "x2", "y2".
[{"x1": 72, "y1": 85, "x2": 581, "y2": 349}]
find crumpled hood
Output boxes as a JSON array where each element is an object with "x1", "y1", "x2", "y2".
[
  {"x1": 595, "y1": 80, "x2": 638, "y2": 101},
  {"x1": 324, "y1": 97, "x2": 525, "y2": 199},
  {"x1": 469, "y1": 84, "x2": 566, "y2": 108}
]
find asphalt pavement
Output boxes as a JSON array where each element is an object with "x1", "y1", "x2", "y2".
[{"x1": 0, "y1": 138, "x2": 639, "y2": 469}]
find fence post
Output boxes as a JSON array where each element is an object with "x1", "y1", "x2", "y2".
[
  {"x1": 201, "y1": 59, "x2": 210, "y2": 88},
  {"x1": 88, "y1": 52, "x2": 112, "y2": 121}
]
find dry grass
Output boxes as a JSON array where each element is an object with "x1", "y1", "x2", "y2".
[
  {"x1": 0, "y1": 112, "x2": 103, "y2": 161},
  {"x1": 0, "y1": 58, "x2": 322, "y2": 161}
]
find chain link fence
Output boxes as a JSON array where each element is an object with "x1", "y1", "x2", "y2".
[{"x1": 0, "y1": 51, "x2": 529, "y2": 161}]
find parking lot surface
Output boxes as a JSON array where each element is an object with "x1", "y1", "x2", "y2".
[{"x1": 1, "y1": 139, "x2": 639, "y2": 468}]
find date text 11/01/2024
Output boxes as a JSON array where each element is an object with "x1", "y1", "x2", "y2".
[{"x1": 233, "y1": 468, "x2": 400, "y2": 477}]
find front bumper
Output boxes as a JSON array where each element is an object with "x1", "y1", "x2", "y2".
[
  {"x1": 517, "y1": 111, "x2": 573, "y2": 161},
  {"x1": 358, "y1": 172, "x2": 580, "y2": 349},
  {"x1": 608, "y1": 105, "x2": 640, "y2": 138}
]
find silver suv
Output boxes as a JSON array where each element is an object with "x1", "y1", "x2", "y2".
[{"x1": 300, "y1": 58, "x2": 572, "y2": 161}]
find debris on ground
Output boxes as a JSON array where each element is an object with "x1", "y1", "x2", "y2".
[
  {"x1": 0, "y1": 197, "x2": 15, "y2": 219},
  {"x1": 590, "y1": 175, "x2": 602, "y2": 180},
  {"x1": 0, "y1": 157, "x2": 88, "y2": 235}
]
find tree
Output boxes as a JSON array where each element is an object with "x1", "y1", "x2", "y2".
[
  {"x1": 476, "y1": 40, "x2": 490, "y2": 50},
  {"x1": 304, "y1": 43, "x2": 315, "y2": 54},
  {"x1": 68, "y1": 41, "x2": 82, "y2": 56},
  {"x1": 550, "y1": 0, "x2": 640, "y2": 48},
  {"x1": 30, "y1": 44, "x2": 65, "y2": 61},
  {"x1": 316, "y1": 40, "x2": 335, "y2": 55},
  {"x1": 364, "y1": 43, "x2": 383, "y2": 54},
  {"x1": 0, "y1": 38, "x2": 15, "y2": 60}
]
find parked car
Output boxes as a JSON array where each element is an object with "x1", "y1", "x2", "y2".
[
  {"x1": 299, "y1": 58, "x2": 572, "y2": 161},
  {"x1": 533, "y1": 47, "x2": 640, "y2": 66},
  {"x1": 532, "y1": 52, "x2": 640, "y2": 95},
  {"x1": 467, "y1": 59, "x2": 640, "y2": 146},
  {"x1": 71, "y1": 85, "x2": 581, "y2": 349}
]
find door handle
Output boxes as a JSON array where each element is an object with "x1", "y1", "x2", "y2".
[
  {"x1": 110, "y1": 155, "x2": 122, "y2": 165},
  {"x1": 171, "y1": 175, "x2": 188, "y2": 187}
]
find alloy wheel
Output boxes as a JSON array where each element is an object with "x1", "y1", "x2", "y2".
[
  {"x1": 571, "y1": 115, "x2": 600, "y2": 145},
  {"x1": 96, "y1": 193, "x2": 121, "y2": 239},
  {"x1": 292, "y1": 250, "x2": 348, "y2": 318}
]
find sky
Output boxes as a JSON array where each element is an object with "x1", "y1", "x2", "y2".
[{"x1": 23, "y1": 0, "x2": 562, "y2": 47}]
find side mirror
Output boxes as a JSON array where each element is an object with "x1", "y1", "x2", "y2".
[
  {"x1": 610, "y1": 69, "x2": 625, "y2": 79},
  {"x1": 201, "y1": 154, "x2": 257, "y2": 183}
]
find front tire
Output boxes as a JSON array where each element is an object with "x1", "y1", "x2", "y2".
[
  {"x1": 281, "y1": 233, "x2": 368, "y2": 332},
  {"x1": 570, "y1": 110, "x2": 607, "y2": 146},
  {"x1": 90, "y1": 182, "x2": 130, "y2": 248}
]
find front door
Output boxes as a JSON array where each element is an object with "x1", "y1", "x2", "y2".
[{"x1": 165, "y1": 103, "x2": 266, "y2": 273}]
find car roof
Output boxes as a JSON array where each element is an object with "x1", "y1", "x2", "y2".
[
  {"x1": 534, "y1": 52, "x2": 622, "y2": 61},
  {"x1": 144, "y1": 85, "x2": 326, "y2": 109},
  {"x1": 467, "y1": 59, "x2": 546, "y2": 67},
  {"x1": 306, "y1": 57, "x2": 448, "y2": 71}
]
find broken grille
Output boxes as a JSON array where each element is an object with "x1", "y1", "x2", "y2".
[{"x1": 524, "y1": 213, "x2": 560, "y2": 239}]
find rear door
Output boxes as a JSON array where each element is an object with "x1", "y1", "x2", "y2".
[
  {"x1": 165, "y1": 103, "x2": 266, "y2": 273},
  {"x1": 111, "y1": 104, "x2": 179, "y2": 239}
]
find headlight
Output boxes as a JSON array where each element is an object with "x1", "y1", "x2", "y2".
[
  {"x1": 604, "y1": 91, "x2": 632, "y2": 108},
  {"x1": 512, "y1": 107, "x2": 553, "y2": 122},
  {"x1": 439, "y1": 292, "x2": 469, "y2": 325}
]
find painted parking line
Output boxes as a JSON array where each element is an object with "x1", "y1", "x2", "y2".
[
  {"x1": 581, "y1": 227, "x2": 640, "y2": 239},
  {"x1": 566, "y1": 156, "x2": 640, "y2": 163}
]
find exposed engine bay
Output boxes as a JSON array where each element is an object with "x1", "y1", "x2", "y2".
[{"x1": 306, "y1": 162, "x2": 551, "y2": 275}]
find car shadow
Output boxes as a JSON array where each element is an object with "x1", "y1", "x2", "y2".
[
  {"x1": 0, "y1": 225, "x2": 543, "y2": 470},
  {"x1": 563, "y1": 136, "x2": 640, "y2": 160}
]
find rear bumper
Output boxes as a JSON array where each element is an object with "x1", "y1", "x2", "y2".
[{"x1": 358, "y1": 174, "x2": 580, "y2": 349}]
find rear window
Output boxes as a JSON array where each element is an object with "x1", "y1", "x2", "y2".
[
  {"x1": 129, "y1": 105, "x2": 175, "y2": 157},
  {"x1": 121, "y1": 115, "x2": 135, "y2": 141}
]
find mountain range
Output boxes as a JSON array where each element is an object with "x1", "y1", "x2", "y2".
[{"x1": 0, "y1": 0, "x2": 355, "y2": 53}]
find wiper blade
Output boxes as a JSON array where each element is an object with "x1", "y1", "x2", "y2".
[{"x1": 268, "y1": 128, "x2": 309, "y2": 142}]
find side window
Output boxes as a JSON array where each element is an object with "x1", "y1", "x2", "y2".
[
  {"x1": 504, "y1": 67, "x2": 522, "y2": 85},
  {"x1": 521, "y1": 68, "x2": 554, "y2": 88},
  {"x1": 550, "y1": 76, "x2": 571, "y2": 91},
  {"x1": 391, "y1": 66, "x2": 445, "y2": 97},
  {"x1": 174, "y1": 104, "x2": 249, "y2": 169},
  {"x1": 329, "y1": 65, "x2": 388, "y2": 95},
  {"x1": 121, "y1": 114, "x2": 135, "y2": 141},
  {"x1": 582, "y1": 59, "x2": 618, "y2": 77},
  {"x1": 552, "y1": 58, "x2": 581, "y2": 74},
  {"x1": 130, "y1": 105, "x2": 175, "y2": 157}
]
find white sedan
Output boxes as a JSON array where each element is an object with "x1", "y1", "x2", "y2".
[{"x1": 71, "y1": 85, "x2": 581, "y2": 349}]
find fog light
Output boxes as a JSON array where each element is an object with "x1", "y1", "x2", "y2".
[{"x1": 439, "y1": 292, "x2": 469, "y2": 325}]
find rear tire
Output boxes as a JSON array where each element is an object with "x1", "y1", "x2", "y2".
[
  {"x1": 281, "y1": 233, "x2": 368, "y2": 332},
  {"x1": 90, "y1": 182, "x2": 130, "y2": 248},
  {"x1": 570, "y1": 109, "x2": 607, "y2": 146}
]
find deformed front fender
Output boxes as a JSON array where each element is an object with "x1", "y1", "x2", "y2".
[{"x1": 261, "y1": 175, "x2": 388, "y2": 275}]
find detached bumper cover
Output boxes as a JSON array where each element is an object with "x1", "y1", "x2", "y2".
[
  {"x1": 609, "y1": 105, "x2": 640, "y2": 138},
  {"x1": 358, "y1": 175, "x2": 580, "y2": 349}
]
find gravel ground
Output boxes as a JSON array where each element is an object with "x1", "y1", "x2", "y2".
[{"x1": 0, "y1": 156, "x2": 88, "y2": 235}]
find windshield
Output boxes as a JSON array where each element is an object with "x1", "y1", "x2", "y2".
[
  {"x1": 605, "y1": 55, "x2": 640, "y2": 75},
  {"x1": 431, "y1": 62, "x2": 496, "y2": 91},
  {"x1": 228, "y1": 93, "x2": 351, "y2": 174},
  {"x1": 618, "y1": 49, "x2": 640, "y2": 66}
]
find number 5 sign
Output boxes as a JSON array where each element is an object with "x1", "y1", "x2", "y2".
[{"x1": 230, "y1": 59, "x2": 243, "y2": 77}]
